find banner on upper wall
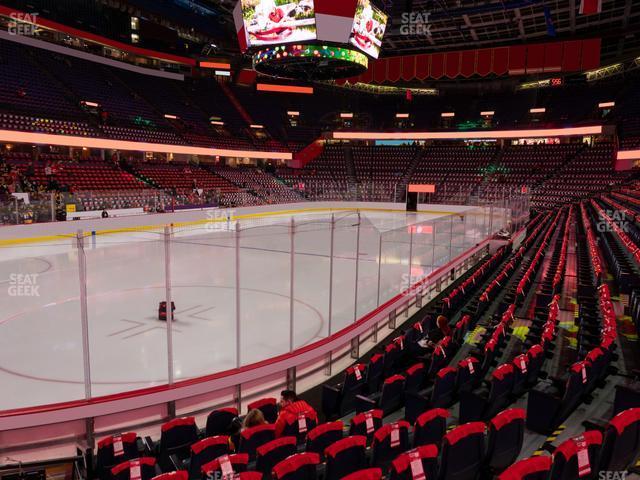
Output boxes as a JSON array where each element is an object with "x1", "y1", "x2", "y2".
[{"x1": 344, "y1": 39, "x2": 601, "y2": 84}]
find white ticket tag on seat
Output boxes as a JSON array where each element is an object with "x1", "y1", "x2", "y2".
[
  {"x1": 390, "y1": 424, "x2": 400, "y2": 448},
  {"x1": 113, "y1": 435, "x2": 124, "y2": 457},
  {"x1": 409, "y1": 451, "x2": 426, "y2": 480},
  {"x1": 219, "y1": 455, "x2": 234, "y2": 479},
  {"x1": 129, "y1": 461, "x2": 141, "y2": 480},
  {"x1": 298, "y1": 413, "x2": 308, "y2": 433},
  {"x1": 365, "y1": 412, "x2": 374, "y2": 434}
]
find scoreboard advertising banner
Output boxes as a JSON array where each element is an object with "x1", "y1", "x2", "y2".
[{"x1": 241, "y1": 0, "x2": 317, "y2": 46}]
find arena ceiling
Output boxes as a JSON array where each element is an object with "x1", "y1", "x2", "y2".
[
  {"x1": 382, "y1": 0, "x2": 640, "y2": 63},
  {"x1": 205, "y1": 0, "x2": 640, "y2": 63}
]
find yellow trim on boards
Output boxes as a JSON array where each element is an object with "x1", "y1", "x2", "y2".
[{"x1": 0, "y1": 206, "x2": 462, "y2": 247}]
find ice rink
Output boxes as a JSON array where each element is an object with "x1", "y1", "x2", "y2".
[{"x1": 0, "y1": 205, "x2": 498, "y2": 410}]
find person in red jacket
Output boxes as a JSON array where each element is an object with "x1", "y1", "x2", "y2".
[{"x1": 274, "y1": 390, "x2": 317, "y2": 438}]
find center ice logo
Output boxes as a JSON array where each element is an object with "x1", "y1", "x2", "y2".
[{"x1": 8, "y1": 273, "x2": 40, "y2": 297}]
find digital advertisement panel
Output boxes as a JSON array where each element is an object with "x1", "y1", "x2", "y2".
[
  {"x1": 241, "y1": 0, "x2": 317, "y2": 47},
  {"x1": 349, "y1": 0, "x2": 388, "y2": 58}
]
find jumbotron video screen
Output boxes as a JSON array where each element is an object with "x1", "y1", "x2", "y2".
[
  {"x1": 349, "y1": 0, "x2": 388, "y2": 59},
  {"x1": 241, "y1": 0, "x2": 317, "y2": 47}
]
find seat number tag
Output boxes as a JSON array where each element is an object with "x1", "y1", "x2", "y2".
[
  {"x1": 575, "y1": 436, "x2": 591, "y2": 477},
  {"x1": 365, "y1": 412, "x2": 374, "y2": 434},
  {"x1": 390, "y1": 424, "x2": 400, "y2": 448},
  {"x1": 113, "y1": 435, "x2": 124, "y2": 457},
  {"x1": 220, "y1": 455, "x2": 234, "y2": 479},
  {"x1": 409, "y1": 451, "x2": 426, "y2": 480},
  {"x1": 298, "y1": 413, "x2": 308, "y2": 433},
  {"x1": 519, "y1": 357, "x2": 527, "y2": 374},
  {"x1": 129, "y1": 461, "x2": 141, "y2": 480}
]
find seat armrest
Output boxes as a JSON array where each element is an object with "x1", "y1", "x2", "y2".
[
  {"x1": 169, "y1": 454, "x2": 184, "y2": 471},
  {"x1": 136, "y1": 437, "x2": 147, "y2": 455},
  {"x1": 144, "y1": 436, "x2": 156, "y2": 454}
]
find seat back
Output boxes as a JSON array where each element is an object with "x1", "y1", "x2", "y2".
[
  {"x1": 599, "y1": 408, "x2": 640, "y2": 472},
  {"x1": 344, "y1": 364, "x2": 367, "y2": 392},
  {"x1": 404, "y1": 363, "x2": 426, "y2": 393},
  {"x1": 439, "y1": 422, "x2": 486, "y2": 480},
  {"x1": 324, "y1": 436, "x2": 368, "y2": 480},
  {"x1": 585, "y1": 347, "x2": 606, "y2": 390},
  {"x1": 480, "y1": 339, "x2": 498, "y2": 376},
  {"x1": 341, "y1": 364, "x2": 367, "y2": 412},
  {"x1": 486, "y1": 409, "x2": 526, "y2": 472},
  {"x1": 526, "y1": 344, "x2": 545, "y2": 384},
  {"x1": 111, "y1": 458, "x2": 157, "y2": 480},
  {"x1": 456, "y1": 357, "x2": 481, "y2": 393},
  {"x1": 255, "y1": 436, "x2": 297, "y2": 476},
  {"x1": 341, "y1": 468, "x2": 383, "y2": 480},
  {"x1": 383, "y1": 342, "x2": 401, "y2": 376},
  {"x1": 429, "y1": 367, "x2": 457, "y2": 407},
  {"x1": 413, "y1": 408, "x2": 449, "y2": 447},
  {"x1": 236, "y1": 473, "x2": 263, "y2": 480},
  {"x1": 404, "y1": 322, "x2": 424, "y2": 352},
  {"x1": 160, "y1": 417, "x2": 199, "y2": 465},
  {"x1": 366, "y1": 354, "x2": 384, "y2": 392},
  {"x1": 281, "y1": 411, "x2": 318, "y2": 443},
  {"x1": 272, "y1": 452, "x2": 320, "y2": 480},
  {"x1": 379, "y1": 375, "x2": 405, "y2": 413},
  {"x1": 188, "y1": 436, "x2": 231, "y2": 479},
  {"x1": 561, "y1": 362, "x2": 588, "y2": 407},
  {"x1": 498, "y1": 456, "x2": 552, "y2": 480},
  {"x1": 427, "y1": 338, "x2": 451, "y2": 376},
  {"x1": 371, "y1": 421, "x2": 411, "y2": 467},
  {"x1": 205, "y1": 408, "x2": 238, "y2": 437},
  {"x1": 389, "y1": 445, "x2": 439, "y2": 480},
  {"x1": 152, "y1": 472, "x2": 188, "y2": 480},
  {"x1": 96, "y1": 433, "x2": 138, "y2": 480},
  {"x1": 550, "y1": 431, "x2": 603, "y2": 480},
  {"x1": 239, "y1": 424, "x2": 277, "y2": 460},
  {"x1": 511, "y1": 354, "x2": 530, "y2": 395},
  {"x1": 201, "y1": 454, "x2": 250, "y2": 479},
  {"x1": 453, "y1": 315, "x2": 471, "y2": 345},
  {"x1": 486, "y1": 364, "x2": 516, "y2": 417},
  {"x1": 349, "y1": 409, "x2": 383, "y2": 442},
  {"x1": 306, "y1": 421, "x2": 343, "y2": 459},
  {"x1": 247, "y1": 398, "x2": 278, "y2": 424}
]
